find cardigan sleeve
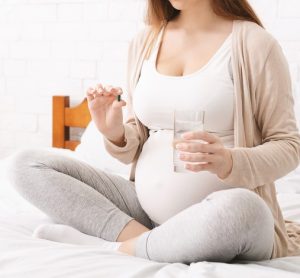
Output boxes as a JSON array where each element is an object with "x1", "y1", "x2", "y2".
[
  {"x1": 219, "y1": 41, "x2": 300, "y2": 189},
  {"x1": 102, "y1": 36, "x2": 142, "y2": 165}
]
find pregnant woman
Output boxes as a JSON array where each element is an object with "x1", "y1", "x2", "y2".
[{"x1": 8, "y1": 0, "x2": 300, "y2": 264}]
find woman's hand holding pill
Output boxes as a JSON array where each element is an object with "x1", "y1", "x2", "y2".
[{"x1": 86, "y1": 83, "x2": 127, "y2": 146}]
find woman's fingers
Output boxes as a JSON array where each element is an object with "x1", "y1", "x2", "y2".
[
  {"x1": 175, "y1": 141, "x2": 219, "y2": 154},
  {"x1": 104, "y1": 84, "x2": 113, "y2": 92},
  {"x1": 112, "y1": 86, "x2": 123, "y2": 95},
  {"x1": 185, "y1": 162, "x2": 213, "y2": 172},
  {"x1": 95, "y1": 83, "x2": 104, "y2": 91},
  {"x1": 111, "y1": 99, "x2": 127, "y2": 109},
  {"x1": 104, "y1": 86, "x2": 123, "y2": 97},
  {"x1": 179, "y1": 152, "x2": 215, "y2": 163},
  {"x1": 86, "y1": 87, "x2": 96, "y2": 101},
  {"x1": 182, "y1": 130, "x2": 221, "y2": 144},
  {"x1": 86, "y1": 84, "x2": 124, "y2": 108},
  {"x1": 90, "y1": 84, "x2": 123, "y2": 97},
  {"x1": 95, "y1": 84, "x2": 105, "y2": 96}
]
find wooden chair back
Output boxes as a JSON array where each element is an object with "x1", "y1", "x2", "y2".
[{"x1": 52, "y1": 96, "x2": 91, "y2": 150}]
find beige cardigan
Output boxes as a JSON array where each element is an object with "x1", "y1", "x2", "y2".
[{"x1": 103, "y1": 19, "x2": 300, "y2": 259}]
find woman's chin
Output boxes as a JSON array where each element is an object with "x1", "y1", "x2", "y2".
[{"x1": 168, "y1": 0, "x2": 185, "y2": 10}]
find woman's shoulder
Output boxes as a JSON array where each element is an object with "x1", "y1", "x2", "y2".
[
  {"x1": 235, "y1": 20, "x2": 279, "y2": 55},
  {"x1": 129, "y1": 25, "x2": 154, "y2": 50},
  {"x1": 127, "y1": 24, "x2": 161, "y2": 64}
]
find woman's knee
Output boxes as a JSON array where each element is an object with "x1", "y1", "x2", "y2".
[
  {"x1": 202, "y1": 188, "x2": 274, "y2": 260},
  {"x1": 8, "y1": 147, "x2": 51, "y2": 171},
  {"x1": 7, "y1": 148, "x2": 54, "y2": 193},
  {"x1": 207, "y1": 188, "x2": 268, "y2": 210},
  {"x1": 206, "y1": 188, "x2": 274, "y2": 231},
  {"x1": 229, "y1": 188, "x2": 275, "y2": 260}
]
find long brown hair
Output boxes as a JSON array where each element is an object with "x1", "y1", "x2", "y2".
[
  {"x1": 143, "y1": 0, "x2": 263, "y2": 59},
  {"x1": 145, "y1": 0, "x2": 264, "y2": 30}
]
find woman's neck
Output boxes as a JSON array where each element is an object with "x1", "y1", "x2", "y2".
[{"x1": 173, "y1": 1, "x2": 222, "y2": 33}]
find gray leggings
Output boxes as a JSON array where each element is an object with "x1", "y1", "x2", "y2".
[{"x1": 7, "y1": 148, "x2": 275, "y2": 264}]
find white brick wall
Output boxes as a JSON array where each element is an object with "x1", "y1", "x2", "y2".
[{"x1": 0, "y1": 0, "x2": 299, "y2": 158}]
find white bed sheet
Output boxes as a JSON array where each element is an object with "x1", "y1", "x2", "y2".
[{"x1": 1, "y1": 152, "x2": 300, "y2": 278}]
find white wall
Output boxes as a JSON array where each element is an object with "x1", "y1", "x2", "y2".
[{"x1": 0, "y1": 0, "x2": 299, "y2": 158}]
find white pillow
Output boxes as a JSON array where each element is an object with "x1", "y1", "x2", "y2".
[{"x1": 74, "y1": 121, "x2": 132, "y2": 180}]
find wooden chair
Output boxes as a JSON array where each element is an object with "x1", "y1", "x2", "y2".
[{"x1": 52, "y1": 96, "x2": 91, "y2": 151}]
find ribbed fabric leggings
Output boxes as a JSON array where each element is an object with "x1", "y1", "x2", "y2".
[{"x1": 7, "y1": 148, "x2": 275, "y2": 264}]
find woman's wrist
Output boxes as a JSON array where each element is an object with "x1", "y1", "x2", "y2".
[
  {"x1": 108, "y1": 135, "x2": 126, "y2": 147},
  {"x1": 105, "y1": 127, "x2": 126, "y2": 147},
  {"x1": 218, "y1": 149, "x2": 233, "y2": 179}
]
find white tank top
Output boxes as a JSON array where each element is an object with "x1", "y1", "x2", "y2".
[{"x1": 132, "y1": 26, "x2": 235, "y2": 225}]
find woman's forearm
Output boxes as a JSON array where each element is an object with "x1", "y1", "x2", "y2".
[
  {"x1": 103, "y1": 121, "x2": 141, "y2": 165},
  {"x1": 219, "y1": 138, "x2": 300, "y2": 189}
]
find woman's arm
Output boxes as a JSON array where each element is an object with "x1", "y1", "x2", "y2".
[
  {"x1": 102, "y1": 35, "x2": 143, "y2": 165},
  {"x1": 102, "y1": 118, "x2": 141, "y2": 165},
  {"x1": 219, "y1": 41, "x2": 300, "y2": 189}
]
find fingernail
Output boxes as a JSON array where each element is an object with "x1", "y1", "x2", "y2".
[
  {"x1": 176, "y1": 144, "x2": 185, "y2": 149},
  {"x1": 179, "y1": 153, "x2": 186, "y2": 159},
  {"x1": 181, "y1": 133, "x2": 190, "y2": 139}
]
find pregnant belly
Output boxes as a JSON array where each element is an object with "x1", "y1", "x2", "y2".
[{"x1": 134, "y1": 130, "x2": 234, "y2": 225}]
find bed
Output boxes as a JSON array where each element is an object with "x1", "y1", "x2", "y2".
[{"x1": 0, "y1": 96, "x2": 300, "y2": 277}]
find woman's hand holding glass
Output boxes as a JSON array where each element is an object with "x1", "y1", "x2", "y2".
[
  {"x1": 174, "y1": 130, "x2": 233, "y2": 179},
  {"x1": 86, "y1": 83, "x2": 127, "y2": 146}
]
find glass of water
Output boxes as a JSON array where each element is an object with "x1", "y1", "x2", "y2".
[{"x1": 173, "y1": 109, "x2": 206, "y2": 173}]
